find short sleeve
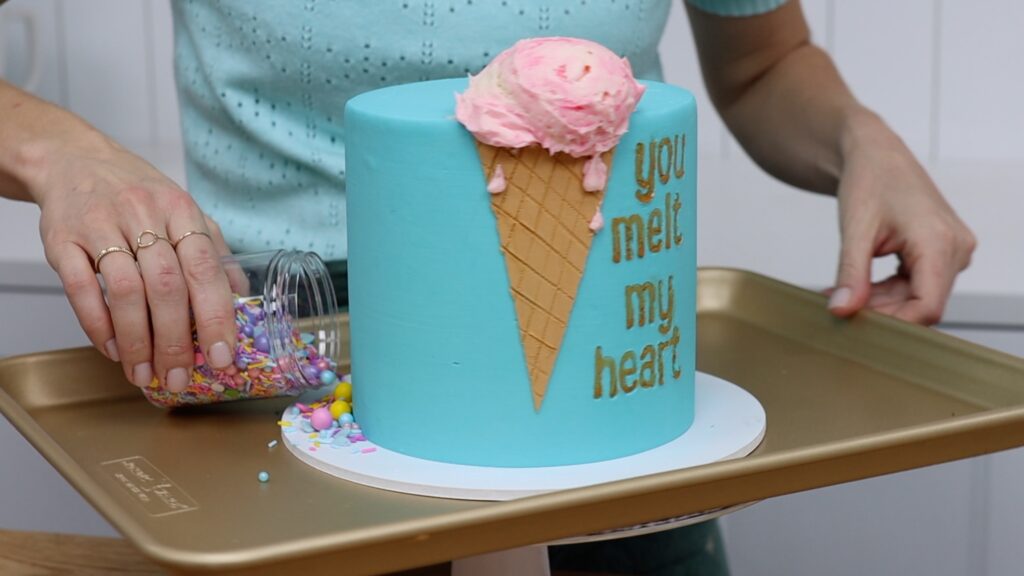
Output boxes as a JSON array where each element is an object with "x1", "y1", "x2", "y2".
[{"x1": 685, "y1": 0, "x2": 788, "y2": 17}]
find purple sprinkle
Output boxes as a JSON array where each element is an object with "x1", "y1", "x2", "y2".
[
  {"x1": 254, "y1": 335, "x2": 270, "y2": 353},
  {"x1": 301, "y1": 364, "x2": 320, "y2": 382},
  {"x1": 242, "y1": 324, "x2": 255, "y2": 337}
]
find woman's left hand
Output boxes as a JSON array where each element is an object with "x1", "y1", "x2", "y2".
[{"x1": 826, "y1": 112, "x2": 976, "y2": 325}]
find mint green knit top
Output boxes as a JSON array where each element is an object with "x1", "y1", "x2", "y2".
[{"x1": 172, "y1": 0, "x2": 786, "y2": 260}]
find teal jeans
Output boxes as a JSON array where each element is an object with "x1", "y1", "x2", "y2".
[{"x1": 548, "y1": 521, "x2": 729, "y2": 575}]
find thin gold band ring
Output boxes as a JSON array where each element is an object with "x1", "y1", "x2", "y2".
[
  {"x1": 93, "y1": 246, "x2": 135, "y2": 272},
  {"x1": 172, "y1": 230, "x2": 212, "y2": 248}
]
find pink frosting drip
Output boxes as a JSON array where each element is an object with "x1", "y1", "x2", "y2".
[
  {"x1": 582, "y1": 154, "x2": 608, "y2": 192},
  {"x1": 589, "y1": 203, "x2": 605, "y2": 232},
  {"x1": 487, "y1": 164, "x2": 507, "y2": 194},
  {"x1": 455, "y1": 37, "x2": 645, "y2": 164}
]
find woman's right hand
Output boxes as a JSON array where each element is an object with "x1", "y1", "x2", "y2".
[
  {"x1": 1, "y1": 78, "x2": 239, "y2": 392},
  {"x1": 35, "y1": 131, "x2": 238, "y2": 391}
]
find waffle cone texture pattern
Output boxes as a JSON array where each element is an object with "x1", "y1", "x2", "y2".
[{"x1": 477, "y1": 143, "x2": 613, "y2": 411}]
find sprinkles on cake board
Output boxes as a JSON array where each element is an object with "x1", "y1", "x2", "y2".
[
  {"x1": 142, "y1": 295, "x2": 340, "y2": 407},
  {"x1": 278, "y1": 375, "x2": 377, "y2": 455}
]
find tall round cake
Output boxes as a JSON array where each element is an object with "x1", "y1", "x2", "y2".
[{"x1": 345, "y1": 40, "x2": 697, "y2": 467}]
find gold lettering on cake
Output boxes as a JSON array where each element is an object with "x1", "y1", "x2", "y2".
[
  {"x1": 611, "y1": 191, "x2": 683, "y2": 263},
  {"x1": 639, "y1": 345, "x2": 656, "y2": 388},
  {"x1": 672, "y1": 193, "x2": 684, "y2": 247},
  {"x1": 625, "y1": 282, "x2": 655, "y2": 329},
  {"x1": 594, "y1": 346, "x2": 618, "y2": 399},
  {"x1": 659, "y1": 275, "x2": 675, "y2": 335},
  {"x1": 635, "y1": 141, "x2": 656, "y2": 204},
  {"x1": 657, "y1": 137, "x2": 673, "y2": 184},
  {"x1": 648, "y1": 209, "x2": 664, "y2": 253},
  {"x1": 635, "y1": 132, "x2": 686, "y2": 203},
  {"x1": 592, "y1": 324, "x2": 682, "y2": 399},
  {"x1": 620, "y1": 350, "x2": 639, "y2": 393},
  {"x1": 611, "y1": 214, "x2": 644, "y2": 263},
  {"x1": 674, "y1": 134, "x2": 686, "y2": 179},
  {"x1": 593, "y1": 132, "x2": 688, "y2": 401},
  {"x1": 624, "y1": 275, "x2": 675, "y2": 335}
]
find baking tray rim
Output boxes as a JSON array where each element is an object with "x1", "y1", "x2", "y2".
[{"x1": 4, "y1": 366, "x2": 1024, "y2": 570}]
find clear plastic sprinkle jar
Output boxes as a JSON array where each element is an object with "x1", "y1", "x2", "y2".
[{"x1": 142, "y1": 250, "x2": 344, "y2": 407}]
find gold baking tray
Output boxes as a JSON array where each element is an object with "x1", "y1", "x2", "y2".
[{"x1": 3, "y1": 268, "x2": 1024, "y2": 575}]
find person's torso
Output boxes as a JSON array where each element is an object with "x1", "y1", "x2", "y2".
[{"x1": 172, "y1": 0, "x2": 673, "y2": 260}]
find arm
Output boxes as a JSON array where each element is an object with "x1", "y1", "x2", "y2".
[
  {"x1": 0, "y1": 79, "x2": 237, "y2": 389},
  {"x1": 686, "y1": 0, "x2": 976, "y2": 324}
]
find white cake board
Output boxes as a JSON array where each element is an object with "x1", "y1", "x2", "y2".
[{"x1": 281, "y1": 371, "x2": 765, "y2": 501}]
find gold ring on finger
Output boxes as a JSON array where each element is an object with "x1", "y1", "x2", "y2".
[
  {"x1": 172, "y1": 230, "x2": 212, "y2": 248},
  {"x1": 93, "y1": 246, "x2": 136, "y2": 272},
  {"x1": 136, "y1": 229, "x2": 171, "y2": 251}
]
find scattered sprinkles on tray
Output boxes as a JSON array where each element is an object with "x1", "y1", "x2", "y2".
[{"x1": 142, "y1": 296, "x2": 340, "y2": 407}]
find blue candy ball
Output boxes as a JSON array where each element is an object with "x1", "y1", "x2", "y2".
[
  {"x1": 257, "y1": 471, "x2": 270, "y2": 483},
  {"x1": 319, "y1": 369, "x2": 338, "y2": 386},
  {"x1": 339, "y1": 413, "x2": 354, "y2": 425}
]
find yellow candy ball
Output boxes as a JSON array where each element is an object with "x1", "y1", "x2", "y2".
[
  {"x1": 329, "y1": 400, "x2": 351, "y2": 419},
  {"x1": 333, "y1": 381, "x2": 353, "y2": 402}
]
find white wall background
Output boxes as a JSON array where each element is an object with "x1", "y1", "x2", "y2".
[{"x1": 0, "y1": 1, "x2": 1022, "y2": 574}]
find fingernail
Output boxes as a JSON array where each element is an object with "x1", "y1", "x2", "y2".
[
  {"x1": 209, "y1": 341, "x2": 233, "y2": 369},
  {"x1": 166, "y1": 367, "x2": 189, "y2": 393},
  {"x1": 132, "y1": 362, "x2": 153, "y2": 388},
  {"x1": 104, "y1": 339, "x2": 120, "y2": 362},
  {"x1": 828, "y1": 287, "x2": 852, "y2": 310}
]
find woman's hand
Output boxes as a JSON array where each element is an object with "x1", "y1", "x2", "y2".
[
  {"x1": 2, "y1": 79, "x2": 239, "y2": 390},
  {"x1": 827, "y1": 112, "x2": 976, "y2": 325},
  {"x1": 687, "y1": 3, "x2": 975, "y2": 325},
  {"x1": 28, "y1": 130, "x2": 238, "y2": 391}
]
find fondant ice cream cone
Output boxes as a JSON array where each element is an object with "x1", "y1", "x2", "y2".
[
  {"x1": 456, "y1": 37, "x2": 645, "y2": 411},
  {"x1": 477, "y1": 143, "x2": 613, "y2": 410}
]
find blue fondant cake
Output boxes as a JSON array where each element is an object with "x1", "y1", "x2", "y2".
[{"x1": 346, "y1": 78, "x2": 697, "y2": 467}]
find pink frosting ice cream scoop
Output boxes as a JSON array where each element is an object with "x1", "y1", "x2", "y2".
[{"x1": 455, "y1": 37, "x2": 645, "y2": 192}]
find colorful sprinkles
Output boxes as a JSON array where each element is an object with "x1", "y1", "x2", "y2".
[
  {"x1": 142, "y1": 296, "x2": 339, "y2": 407},
  {"x1": 279, "y1": 375, "x2": 375, "y2": 455}
]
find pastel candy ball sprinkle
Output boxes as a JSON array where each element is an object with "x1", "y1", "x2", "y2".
[
  {"x1": 329, "y1": 400, "x2": 351, "y2": 419},
  {"x1": 310, "y1": 407, "x2": 334, "y2": 430},
  {"x1": 333, "y1": 381, "x2": 353, "y2": 402},
  {"x1": 338, "y1": 413, "x2": 354, "y2": 425},
  {"x1": 301, "y1": 364, "x2": 320, "y2": 383},
  {"x1": 254, "y1": 334, "x2": 271, "y2": 353},
  {"x1": 319, "y1": 369, "x2": 338, "y2": 386},
  {"x1": 258, "y1": 471, "x2": 270, "y2": 483}
]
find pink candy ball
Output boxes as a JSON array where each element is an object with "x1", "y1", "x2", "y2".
[{"x1": 310, "y1": 407, "x2": 334, "y2": 431}]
